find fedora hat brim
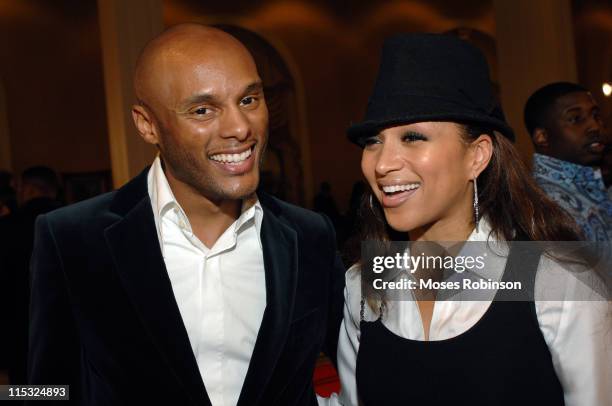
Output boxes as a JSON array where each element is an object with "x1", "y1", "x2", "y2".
[{"x1": 347, "y1": 95, "x2": 514, "y2": 147}]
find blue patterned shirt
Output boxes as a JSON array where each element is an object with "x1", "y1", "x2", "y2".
[{"x1": 533, "y1": 153, "x2": 612, "y2": 241}]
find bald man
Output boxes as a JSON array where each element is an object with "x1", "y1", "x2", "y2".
[{"x1": 27, "y1": 25, "x2": 344, "y2": 406}]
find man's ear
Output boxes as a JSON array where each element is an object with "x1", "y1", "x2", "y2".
[
  {"x1": 132, "y1": 104, "x2": 159, "y2": 145},
  {"x1": 470, "y1": 134, "x2": 493, "y2": 178},
  {"x1": 532, "y1": 128, "x2": 549, "y2": 148}
]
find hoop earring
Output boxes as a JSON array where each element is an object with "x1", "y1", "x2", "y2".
[
  {"x1": 473, "y1": 177, "x2": 480, "y2": 232},
  {"x1": 369, "y1": 194, "x2": 383, "y2": 222}
]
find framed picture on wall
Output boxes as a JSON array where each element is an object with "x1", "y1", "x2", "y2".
[{"x1": 62, "y1": 170, "x2": 112, "y2": 204}]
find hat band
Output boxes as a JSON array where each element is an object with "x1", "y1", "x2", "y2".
[{"x1": 368, "y1": 87, "x2": 497, "y2": 117}]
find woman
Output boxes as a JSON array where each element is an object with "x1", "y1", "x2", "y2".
[{"x1": 319, "y1": 34, "x2": 610, "y2": 406}]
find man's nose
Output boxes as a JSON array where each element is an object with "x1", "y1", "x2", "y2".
[
  {"x1": 219, "y1": 106, "x2": 250, "y2": 141},
  {"x1": 587, "y1": 113, "x2": 603, "y2": 134}
]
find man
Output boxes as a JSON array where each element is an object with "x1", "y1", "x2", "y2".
[
  {"x1": 0, "y1": 170, "x2": 16, "y2": 217},
  {"x1": 0, "y1": 171, "x2": 14, "y2": 382},
  {"x1": 602, "y1": 143, "x2": 612, "y2": 196},
  {"x1": 524, "y1": 82, "x2": 612, "y2": 241},
  {"x1": 313, "y1": 182, "x2": 343, "y2": 243},
  {"x1": 28, "y1": 24, "x2": 344, "y2": 405},
  {"x1": 4, "y1": 167, "x2": 63, "y2": 387},
  {"x1": 16, "y1": 167, "x2": 63, "y2": 209}
]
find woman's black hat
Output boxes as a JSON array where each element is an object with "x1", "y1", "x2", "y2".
[{"x1": 347, "y1": 33, "x2": 514, "y2": 146}]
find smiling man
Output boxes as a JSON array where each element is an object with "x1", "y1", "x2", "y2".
[
  {"x1": 524, "y1": 82, "x2": 612, "y2": 241},
  {"x1": 27, "y1": 24, "x2": 344, "y2": 406}
]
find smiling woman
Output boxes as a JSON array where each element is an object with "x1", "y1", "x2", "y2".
[
  {"x1": 318, "y1": 33, "x2": 611, "y2": 406},
  {"x1": 360, "y1": 121, "x2": 487, "y2": 239}
]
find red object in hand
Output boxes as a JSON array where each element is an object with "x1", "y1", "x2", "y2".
[{"x1": 313, "y1": 355, "x2": 340, "y2": 397}]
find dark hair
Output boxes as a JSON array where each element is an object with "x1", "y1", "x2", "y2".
[
  {"x1": 21, "y1": 166, "x2": 60, "y2": 198},
  {"x1": 345, "y1": 122, "x2": 584, "y2": 265},
  {"x1": 0, "y1": 170, "x2": 12, "y2": 189},
  {"x1": 523, "y1": 82, "x2": 588, "y2": 136},
  {"x1": 0, "y1": 185, "x2": 17, "y2": 214},
  {"x1": 462, "y1": 123, "x2": 583, "y2": 241}
]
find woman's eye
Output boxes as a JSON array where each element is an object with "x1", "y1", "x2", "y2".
[
  {"x1": 363, "y1": 137, "x2": 381, "y2": 147},
  {"x1": 403, "y1": 132, "x2": 427, "y2": 142}
]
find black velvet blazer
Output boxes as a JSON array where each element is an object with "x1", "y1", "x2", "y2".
[{"x1": 27, "y1": 168, "x2": 345, "y2": 406}]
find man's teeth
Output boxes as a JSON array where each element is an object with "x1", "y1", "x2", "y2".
[
  {"x1": 382, "y1": 184, "x2": 420, "y2": 193},
  {"x1": 210, "y1": 149, "x2": 252, "y2": 163}
]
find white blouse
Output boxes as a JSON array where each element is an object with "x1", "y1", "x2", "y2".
[{"x1": 318, "y1": 221, "x2": 611, "y2": 406}]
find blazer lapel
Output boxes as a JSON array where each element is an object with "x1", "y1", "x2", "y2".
[
  {"x1": 104, "y1": 171, "x2": 211, "y2": 406},
  {"x1": 237, "y1": 197, "x2": 298, "y2": 406}
]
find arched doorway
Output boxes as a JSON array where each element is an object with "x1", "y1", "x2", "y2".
[{"x1": 216, "y1": 25, "x2": 308, "y2": 206}]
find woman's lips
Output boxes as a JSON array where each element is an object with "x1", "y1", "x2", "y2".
[{"x1": 380, "y1": 187, "x2": 419, "y2": 208}]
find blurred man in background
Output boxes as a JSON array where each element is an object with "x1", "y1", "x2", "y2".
[
  {"x1": 602, "y1": 143, "x2": 612, "y2": 196},
  {"x1": 524, "y1": 82, "x2": 612, "y2": 241},
  {"x1": 0, "y1": 170, "x2": 16, "y2": 217},
  {"x1": 2, "y1": 166, "x2": 63, "y2": 385},
  {"x1": 0, "y1": 170, "x2": 15, "y2": 382}
]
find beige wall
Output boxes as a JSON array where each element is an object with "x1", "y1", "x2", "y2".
[
  {"x1": 574, "y1": 1, "x2": 612, "y2": 136},
  {"x1": 0, "y1": 0, "x2": 110, "y2": 176},
  {"x1": 494, "y1": 0, "x2": 577, "y2": 160},
  {"x1": 97, "y1": 0, "x2": 162, "y2": 188}
]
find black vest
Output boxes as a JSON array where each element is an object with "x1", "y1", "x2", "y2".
[{"x1": 355, "y1": 243, "x2": 565, "y2": 406}]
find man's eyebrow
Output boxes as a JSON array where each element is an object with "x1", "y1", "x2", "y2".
[
  {"x1": 181, "y1": 93, "x2": 218, "y2": 108},
  {"x1": 563, "y1": 106, "x2": 583, "y2": 115},
  {"x1": 243, "y1": 81, "x2": 264, "y2": 95}
]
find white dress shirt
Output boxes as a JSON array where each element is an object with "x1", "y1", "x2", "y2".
[
  {"x1": 147, "y1": 157, "x2": 266, "y2": 406},
  {"x1": 319, "y1": 219, "x2": 611, "y2": 406}
]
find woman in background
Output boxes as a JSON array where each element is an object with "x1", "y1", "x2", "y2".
[{"x1": 320, "y1": 33, "x2": 610, "y2": 406}]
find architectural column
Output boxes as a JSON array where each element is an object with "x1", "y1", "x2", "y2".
[
  {"x1": 97, "y1": 0, "x2": 163, "y2": 188},
  {"x1": 494, "y1": 0, "x2": 577, "y2": 160},
  {"x1": 0, "y1": 78, "x2": 11, "y2": 171}
]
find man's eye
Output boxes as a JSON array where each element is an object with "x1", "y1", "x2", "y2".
[
  {"x1": 568, "y1": 115, "x2": 583, "y2": 124},
  {"x1": 194, "y1": 107, "x2": 209, "y2": 115},
  {"x1": 240, "y1": 96, "x2": 257, "y2": 106}
]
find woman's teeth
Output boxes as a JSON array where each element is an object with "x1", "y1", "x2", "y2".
[
  {"x1": 210, "y1": 148, "x2": 252, "y2": 164},
  {"x1": 382, "y1": 183, "x2": 420, "y2": 194}
]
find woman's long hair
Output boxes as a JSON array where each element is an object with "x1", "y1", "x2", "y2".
[{"x1": 344, "y1": 122, "x2": 584, "y2": 267}]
